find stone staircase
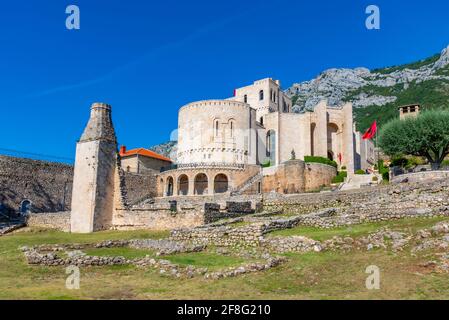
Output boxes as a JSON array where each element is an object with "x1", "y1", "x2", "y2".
[
  {"x1": 0, "y1": 218, "x2": 26, "y2": 236},
  {"x1": 230, "y1": 172, "x2": 263, "y2": 196},
  {"x1": 339, "y1": 173, "x2": 381, "y2": 191}
]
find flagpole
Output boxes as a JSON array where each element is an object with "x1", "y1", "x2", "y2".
[{"x1": 375, "y1": 122, "x2": 379, "y2": 171}]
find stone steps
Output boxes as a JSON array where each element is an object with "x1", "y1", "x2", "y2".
[{"x1": 230, "y1": 172, "x2": 263, "y2": 196}]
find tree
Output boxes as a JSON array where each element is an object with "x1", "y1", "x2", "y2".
[{"x1": 378, "y1": 110, "x2": 449, "y2": 169}]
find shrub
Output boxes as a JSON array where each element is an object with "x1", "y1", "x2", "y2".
[
  {"x1": 441, "y1": 159, "x2": 449, "y2": 167},
  {"x1": 378, "y1": 160, "x2": 390, "y2": 182},
  {"x1": 304, "y1": 156, "x2": 337, "y2": 168},
  {"x1": 261, "y1": 160, "x2": 271, "y2": 168},
  {"x1": 372, "y1": 176, "x2": 378, "y2": 182},
  {"x1": 332, "y1": 171, "x2": 347, "y2": 183},
  {"x1": 341, "y1": 166, "x2": 347, "y2": 170},
  {"x1": 355, "y1": 169, "x2": 366, "y2": 175}
]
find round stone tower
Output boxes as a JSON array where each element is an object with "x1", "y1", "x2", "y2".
[{"x1": 70, "y1": 103, "x2": 117, "y2": 233}]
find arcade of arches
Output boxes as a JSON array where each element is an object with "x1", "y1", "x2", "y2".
[{"x1": 162, "y1": 172, "x2": 230, "y2": 196}]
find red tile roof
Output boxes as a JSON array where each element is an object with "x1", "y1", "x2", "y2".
[{"x1": 120, "y1": 147, "x2": 172, "y2": 163}]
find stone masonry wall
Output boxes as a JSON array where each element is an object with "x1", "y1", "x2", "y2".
[
  {"x1": 0, "y1": 155, "x2": 156, "y2": 216},
  {"x1": 123, "y1": 172, "x2": 157, "y2": 205},
  {"x1": 0, "y1": 156, "x2": 73, "y2": 214},
  {"x1": 27, "y1": 212, "x2": 71, "y2": 232}
]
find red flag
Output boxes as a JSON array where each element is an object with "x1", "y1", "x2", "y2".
[
  {"x1": 338, "y1": 153, "x2": 342, "y2": 163},
  {"x1": 362, "y1": 120, "x2": 377, "y2": 140}
]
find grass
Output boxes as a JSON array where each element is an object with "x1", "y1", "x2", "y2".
[
  {"x1": 163, "y1": 252, "x2": 247, "y2": 270},
  {"x1": 2, "y1": 219, "x2": 449, "y2": 299},
  {"x1": 267, "y1": 216, "x2": 448, "y2": 241},
  {"x1": 83, "y1": 247, "x2": 157, "y2": 259}
]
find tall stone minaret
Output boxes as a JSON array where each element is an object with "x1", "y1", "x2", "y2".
[{"x1": 71, "y1": 103, "x2": 117, "y2": 233}]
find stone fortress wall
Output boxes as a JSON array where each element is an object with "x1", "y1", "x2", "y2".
[
  {"x1": 0, "y1": 154, "x2": 158, "y2": 216},
  {"x1": 0, "y1": 155, "x2": 73, "y2": 214}
]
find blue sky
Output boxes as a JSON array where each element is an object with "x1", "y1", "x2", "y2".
[{"x1": 1, "y1": 0, "x2": 449, "y2": 163}]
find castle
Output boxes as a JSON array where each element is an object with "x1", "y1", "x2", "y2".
[
  {"x1": 0, "y1": 78, "x2": 375, "y2": 233},
  {"x1": 157, "y1": 78, "x2": 374, "y2": 198}
]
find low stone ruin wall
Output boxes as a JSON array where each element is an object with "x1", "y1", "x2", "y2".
[
  {"x1": 27, "y1": 212, "x2": 71, "y2": 232},
  {"x1": 112, "y1": 207, "x2": 204, "y2": 231},
  {"x1": 391, "y1": 170, "x2": 449, "y2": 184}
]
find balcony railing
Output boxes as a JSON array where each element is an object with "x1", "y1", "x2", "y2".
[{"x1": 160, "y1": 162, "x2": 245, "y2": 173}]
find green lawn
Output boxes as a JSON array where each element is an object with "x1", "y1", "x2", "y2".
[
  {"x1": 267, "y1": 216, "x2": 448, "y2": 241},
  {"x1": 83, "y1": 247, "x2": 157, "y2": 260},
  {"x1": 1, "y1": 220, "x2": 449, "y2": 300}
]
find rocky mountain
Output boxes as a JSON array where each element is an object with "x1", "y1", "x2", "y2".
[
  {"x1": 286, "y1": 45, "x2": 449, "y2": 131},
  {"x1": 151, "y1": 45, "x2": 449, "y2": 161},
  {"x1": 149, "y1": 141, "x2": 178, "y2": 162}
]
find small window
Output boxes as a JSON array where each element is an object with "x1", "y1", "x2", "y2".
[
  {"x1": 215, "y1": 120, "x2": 219, "y2": 136},
  {"x1": 260, "y1": 117, "x2": 264, "y2": 125},
  {"x1": 410, "y1": 106, "x2": 416, "y2": 112},
  {"x1": 259, "y1": 90, "x2": 264, "y2": 101},
  {"x1": 126, "y1": 166, "x2": 131, "y2": 172},
  {"x1": 230, "y1": 121, "x2": 234, "y2": 137},
  {"x1": 244, "y1": 95, "x2": 248, "y2": 103}
]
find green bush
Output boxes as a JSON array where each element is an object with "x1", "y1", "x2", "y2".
[
  {"x1": 441, "y1": 159, "x2": 449, "y2": 167},
  {"x1": 341, "y1": 166, "x2": 347, "y2": 170},
  {"x1": 372, "y1": 176, "x2": 379, "y2": 182},
  {"x1": 377, "y1": 160, "x2": 390, "y2": 181},
  {"x1": 304, "y1": 156, "x2": 337, "y2": 168},
  {"x1": 332, "y1": 171, "x2": 347, "y2": 184},
  {"x1": 261, "y1": 160, "x2": 271, "y2": 168},
  {"x1": 355, "y1": 169, "x2": 366, "y2": 175}
]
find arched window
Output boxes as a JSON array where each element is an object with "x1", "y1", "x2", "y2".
[
  {"x1": 266, "y1": 130, "x2": 276, "y2": 165},
  {"x1": 126, "y1": 166, "x2": 131, "y2": 172},
  {"x1": 259, "y1": 90, "x2": 264, "y2": 101},
  {"x1": 215, "y1": 120, "x2": 219, "y2": 137}
]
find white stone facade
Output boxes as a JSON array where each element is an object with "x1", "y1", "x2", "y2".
[{"x1": 176, "y1": 78, "x2": 374, "y2": 174}]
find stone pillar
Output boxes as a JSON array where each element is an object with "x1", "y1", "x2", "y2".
[
  {"x1": 342, "y1": 103, "x2": 355, "y2": 175},
  {"x1": 188, "y1": 176, "x2": 195, "y2": 196},
  {"x1": 70, "y1": 103, "x2": 117, "y2": 233},
  {"x1": 314, "y1": 101, "x2": 328, "y2": 158},
  {"x1": 208, "y1": 175, "x2": 214, "y2": 196}
]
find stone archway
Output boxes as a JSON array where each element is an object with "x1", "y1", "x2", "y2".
[
  {"x1": 214, "y1": 174, "x2": 229, "y2": 194},
  {"x1": 194, "y1": 173, "x2": 208, "y2": 195},
  {"x1": 166, "y1": 176, "x2": 174, "y2": 196},
  {"x1": 327, "y1": 123, "x2": 340, "y2": 162},
  {"x1": 178, "y1": 175, "x2": 189, "y2": 195},
  {"x1": 20, "y1": 200, "x2": 32, "y2": 215}
]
